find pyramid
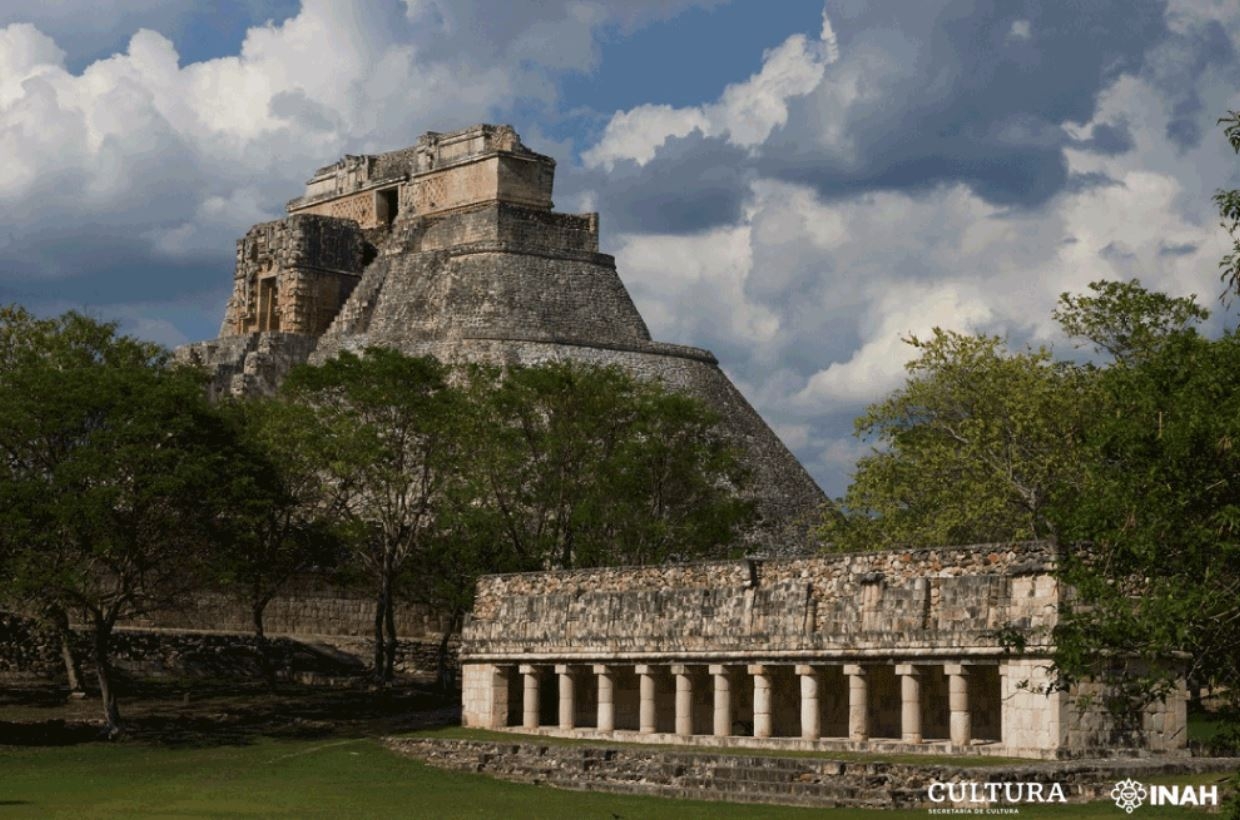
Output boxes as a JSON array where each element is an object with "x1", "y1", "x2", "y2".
[{"x1": 178, "y1": 124, "x2": 825, "y2": 549}]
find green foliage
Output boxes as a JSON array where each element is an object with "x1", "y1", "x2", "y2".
[
  {"x1": 0, "y1": 306, "x2": 251, "y2": 731},
  {"x1": 1053, "y1": 278, "x2": 1208, "y2": 363},
  {"x1": 451, "y1": 361, "x2": 751, "y2": 572},
  {"x1": 1055, "y1": 328, "x2": 1240, "y2": 709},
  {"x1": 1217, "y1": 110, "x2": 1240, "y2": 298},
  {"x1": 210, "y1": 397, "x2": 345, "y2": 641},
  {"x1": 282, "y1": 348, "x2": 460, "y2": 682},
  {"x1": 820, "y1": 330, "x2": 1092, "y2": 551},
  {"x1": 0, "y1": 307, "x2": 237, "y2": 616},
  {"x1": 820, "y1": 274, "x2": 1240, "y2": 730}
]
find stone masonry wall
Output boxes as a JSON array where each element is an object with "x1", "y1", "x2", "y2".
[
  {"x1": 1, "y1": 612, "x2": 454, "y2": 683},
  {"x1": 463, "y1": 542, "x2": 1059, "y2": 660},
  {"x1": 415, "y1": 204, "x2": 598, "y2": 255},
  {"x1": 389, "y1": 737, "x2": 1235, "y2": 810},
  {"x1": 125, "y1": 576, "x2": 454, "y2": 639},
  {"x1": 175, "y1": 332, "x2": 318, "y2": 399},
  {"x1": 221, "y1": 214, "x2": 364, "y2": 336}
]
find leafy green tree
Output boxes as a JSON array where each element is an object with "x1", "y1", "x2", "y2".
[
  {"x1": 282, "y1": 349, "x2": 460, "y2": 684},
  {"x1": 819, "y1": 329, "x2": 1093, "y2": 551},
  {"x1": 1053, "y1": 278, "x2": 1209, "y2": 363},
  {"x1": 1053, "y1": 300, "x2": 1239, "y2": 735},
  {"x1": 1216, "y1": 110, "x2": 1240, "y2": 297},
  {"x1": 0, "y1": 307, "x2": 245, "y2": 736},
  {"x1": 457, "y1": 361, "x2": 751, "y2": 571},
  {"x1": 211, "y1": 397, "x2": 344, "y2": 685}
]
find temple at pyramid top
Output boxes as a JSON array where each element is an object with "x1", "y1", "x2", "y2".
[{"x1": 286, "y1": 124, "x2": 557, "y2": 228}]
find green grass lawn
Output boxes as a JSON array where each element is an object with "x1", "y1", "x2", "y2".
[{"x1": 0, "y1": 736, "x2": 1231, "y2": 819}]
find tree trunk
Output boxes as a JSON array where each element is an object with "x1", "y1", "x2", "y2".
[
  {"x1": 252, "y1": 600, "x2": 276, "y2": 690},
  {"x1": 92, "y1": 613, "x2": 122, "y2": 739},
  {"x1": 383, "y1": 592, "x2": 397, "y2": 682},
  {"x1": 435, "y1": 609, "x2": 461, "y2": 693},
  {"x1": 373, "y1": 576, "x2": 389, "y2": 685},
  {"x1": 48, "y1": 606, "x2": 85, "y2": 697}
]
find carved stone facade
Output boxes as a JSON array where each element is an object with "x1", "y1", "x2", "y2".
[
  {"x1": 219, "y1": 214, "x2": 364, "y2": 336},
  {"x1": 458, "y1": 542, "x2": 1188, "y2": 760},
  {"x1": 178, "y1": 123, "x2": 826, "y2": 546}
]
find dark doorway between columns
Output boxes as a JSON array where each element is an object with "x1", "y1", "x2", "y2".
[
  {"x1": 971, "y1": 665, "x2": 1002, "y2": 741},
  {"x1": 920, "y1": 665, "x2": 951, "y2": 740},
  {"x1": 613, "y1": 667, "x2": 640, "y2": 731},
  {"x1": 769, "y1": 665, "x2": 800, "y2": 737},
  {"x1": 505, "y1": 669, "x2": 522, "y2": 727},
  {"x1": 537, "y1": 667, "x2": 557, "y2": 726},
  {"x1": 867, "y1": 664, "x2": 901, "y2": 738},
  {"x1": 573, "y1": 667, "x2": 599, "y2": 729},
  {"x1": 817, "y1": 665, "x2": 848, "y2": 738}
]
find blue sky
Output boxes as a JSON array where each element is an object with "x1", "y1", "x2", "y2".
[{"x1": 2, "y1": 0, "x2": 1239, "y2": 497}]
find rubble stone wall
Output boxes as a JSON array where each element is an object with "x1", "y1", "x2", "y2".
[
  {"x1": 0, "y1": 612, "x2": 454, "y2": 682},
  {"x1": 388, "y1": 737, "x2": 1234, "y2": 810},
  {"x1": 125, "y1": 577, "x2": 454, "y2": 639},
  {"x1": 464, "y1": 542, "x2": 1059, "y2": 659}
]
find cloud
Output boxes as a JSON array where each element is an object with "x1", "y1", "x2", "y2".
[
  {"x1": 0, "y1": 0, "x2": 720, "y2": 343},
  {"x1": 582, "y1": 7, "x2": 839, "y2": 169}
]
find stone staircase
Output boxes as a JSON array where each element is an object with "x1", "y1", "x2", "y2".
[{"x1": 323, "y1": 260, "x2": 389, "y2": 337}]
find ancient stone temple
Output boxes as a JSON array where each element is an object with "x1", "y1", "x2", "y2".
[
  {"x1": 458, "y1": 542, "x2": 1188, "y2": 759},
  {"x1": 178, "y1": 123, "x2": 825, "y2": 544}
]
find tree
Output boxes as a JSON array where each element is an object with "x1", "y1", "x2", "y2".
[
  {"x1": 1053, "y1": 278, "x2": 1209, "y2": 363},
  {"x1": 211, "y1": 397, "x2": 344, "y2": 685},
  {"x1": 1052, "y1": 304, "x2": 1240, "y2": 732},
  {"x1": 0, "y1": 307, "x2": 245, "y2": 736},
  {"x1": 1216, "y1": 110, "x2": 1240, "y2": 298},
  {"x1": 820, "y1": 277, "x2": 1240, "y2": 759},
  {"x1": 455, "y1": 361, "x2": 751, "y2": 571},
  {"x1": 282, "y1": 349, "x2": 460, "y2": 684},
  {"x1": 819, "y1": 329, "x2": 1093, "y2": 551}
]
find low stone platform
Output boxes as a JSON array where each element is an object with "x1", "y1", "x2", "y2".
[
  {"x1": 494, "y1": 724, "x2": 1014, "y2": 757},
  {"x1": 387, "y1": 736, "x2": 1237, "y2": 810}
]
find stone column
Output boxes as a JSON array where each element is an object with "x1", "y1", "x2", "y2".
[
  {"x1": 636, "y1": 664, "x2": 657, "y2": 734},
  {"x1": 671, "y1": 664, "x2": 695, "y2": 736},
  {"x1": 749, "y1": 664, "x2": 772, "y2": 739},
  {"x1": 555, "y1": 664, "x2": 575, "y2": 730},
  {"x1": 944, "y1": 663, "x2": 971, "y2": 746},
  {"x1": 491, "y1": 666, "x2": 510, "y2": 729},
  {"x1": 844, "y1": 664, "x2": 868, "y2": 740},
  {"x1": 896, "y1": 663, "x2": 922, "y2": 743},
  {"x1": 593, "y1": 664, "x2": 615, "y2": 732},
  {"x1": 709, "y1": 664, "x2": 732, "y2": 737},
  {"x1": 795, "y1": 664, "x2": 821, "y2": 740},
  {"x1": 520, "y1": 663, "x2": 540, "y2": 730}
]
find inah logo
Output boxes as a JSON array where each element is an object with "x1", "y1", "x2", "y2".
[
  {"x1": 1111, "y1": 779, "x2": 1146, "y2": 813},
  {"x1": 1109, "y1": 778, "x2": 1220, "y2": 812}
]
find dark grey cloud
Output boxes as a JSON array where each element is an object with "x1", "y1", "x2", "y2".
[
  {"x1": 1158, "y1": 241, "x2": 1197, "y2": 257},
  {"x1": 1145, "y1": 18, "x2": 1237, "y2": 151},
  {"x1": 754, "y1": 0, "x2": 1171, "y2": 208},
  {"x1": 1072, "y1": 122, "x2": 1135, "y2": 155},
  {"x1": 565, "y1": 132, "x2": 752, "y2": 234}
]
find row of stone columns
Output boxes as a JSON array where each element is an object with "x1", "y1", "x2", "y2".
[{"x1": 519, "y1": 661, "x2": 978, "y2": 746}]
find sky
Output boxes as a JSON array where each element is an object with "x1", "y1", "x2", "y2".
[{"x1": 2, "y1": 0, "x2": 1240, "y2": 498}]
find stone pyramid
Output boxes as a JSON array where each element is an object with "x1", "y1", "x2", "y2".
[{"x1": 178, "y1": 124, "x2": 825, "y2": 549}]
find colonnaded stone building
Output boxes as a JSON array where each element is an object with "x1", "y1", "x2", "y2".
[
  {"x1": 459, "y1": 542, "x2": 1189, "y2": 759},
  {"x1": 178, "y1": 123, "x2": 824, "y2": 545}
]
